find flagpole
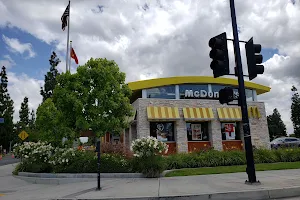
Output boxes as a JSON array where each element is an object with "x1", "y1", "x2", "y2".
[
  {"x1": 69, "y1": 41, "x2": 72, "y2": 72},
  {"x1": 65, "y1": 0, "x2": 71, "y2": 72}
]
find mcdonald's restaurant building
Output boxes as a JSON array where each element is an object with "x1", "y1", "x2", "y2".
[{"x1": 122, "y1": 76, "x2": 271, "y2": 154}]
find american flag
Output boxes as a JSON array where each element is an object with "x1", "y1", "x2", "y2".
[{"x1": 61, "y1": 2, "x2": 70, "y2": 31}]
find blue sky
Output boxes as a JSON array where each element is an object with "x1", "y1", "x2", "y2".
[
  {"x1": 0, "y1": 26, "x2": 55, "y2": 80},
  {"x1": 1, "y1": 26, "x2": 279, "y2": 80}
]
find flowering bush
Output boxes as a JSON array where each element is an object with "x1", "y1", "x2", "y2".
[
  {"x1": 13, "y1": 141, "x2": 54, "y2": 163},
  {"x1": 12, "y1": 141, "x2": 134, "y2": 174},
  {"x1": 130, "y1": 136, "x2": 168, "y2": 157},
  {"x1": 49, "y1": 147, "x2": 77, "y2": 166},
  {"x1": 130, "y1": 137, "x2": 168, "y2": 178}
]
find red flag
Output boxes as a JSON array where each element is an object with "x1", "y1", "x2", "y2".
[{"x1": 70, "y1": 47, "x2": 78, "y2": 64}]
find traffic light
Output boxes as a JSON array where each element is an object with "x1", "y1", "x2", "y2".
[
  {"x1": 245, "y1": 37, "x2": 264, "y2": 80},
  {"x1": 209, "y1": 32, "x2": 230, "y2": 78},
  {"x1": 219, "y1": 87, "x2": 234, "y2": 104}
]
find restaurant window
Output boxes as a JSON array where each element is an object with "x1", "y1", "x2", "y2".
[
  {"x1": 146, "y1": 86, "x2": 176, "y2": 99},
  {"x1": 221, "y1": 122, "x2": 241, "y2": 140},
  {"x1": 186, "y1": 122, "x2": 209, "y2": 141},
  {"x1": 150, "y1": 122, "x2": 175, "y2": 142}
]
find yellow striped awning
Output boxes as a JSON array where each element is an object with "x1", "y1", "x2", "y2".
[
  {"x1": 147, "y1": 106, "x2": 180, "y2": 120},
  {"x1": 248, "y1": 106, "x2": 261, "y2": 118},
  {"x1": 217, "y1": 107, "x2": 242, "y2": 121},
  {"x1": 217, "y1": 106, "x2": 261, "y2": 121},
  {"x1": 183, "y1": 107, "x2": 214, "y2": 121}
]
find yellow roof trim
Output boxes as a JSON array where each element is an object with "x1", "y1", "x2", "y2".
[{"x1": 127, "y1": 76, "x2": 270, "y2": 95}]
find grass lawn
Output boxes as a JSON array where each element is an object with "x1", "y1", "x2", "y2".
[{"x1": 165, "y1": 162, "x2": 300, "y2": 177}]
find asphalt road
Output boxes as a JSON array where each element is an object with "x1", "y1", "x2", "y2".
[{"x1": 0, "y1": 155, "x2": 20, "y2": 166}]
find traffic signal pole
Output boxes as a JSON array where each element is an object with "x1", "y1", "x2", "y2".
[{"x1": 229, "y1": 0, "x2": 259, "y2": 184}]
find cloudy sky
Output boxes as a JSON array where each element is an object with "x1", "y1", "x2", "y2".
[{"x1": 0, "y1": 0, "x2": 299, "y2": 135}]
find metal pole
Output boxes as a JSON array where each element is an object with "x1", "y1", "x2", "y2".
[
  {"x1": 229, "y1": 0, "x2": 257, "y2": 183},
  {"x1": 65, "y1": 0, "x2": 71, "y2": 73},
  {"x1": 97, "y1": 140, "x2": 101, "y2": 190},
  {"x1": 69, "y1": 41, "x2": 72, "y2": 72}
]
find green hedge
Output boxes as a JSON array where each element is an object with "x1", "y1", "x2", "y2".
[
  {"x1": 14, "y1": 148, "x2": 300, "y2": 175},
  {"x1": 165, "y1": 148, "x2": 300, "y2": 170}
]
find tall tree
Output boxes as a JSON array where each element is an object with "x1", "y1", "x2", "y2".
[
  {"x1": 40, "y1": 51, "x2": 61, "y2": 102},
  {"x1": 53, "y1": 58, "x2": 133, "y2": 137},
  {"x1": 0, "y1": 66, "x2": 15, "y2": 150},
  {"x1": 19, "y1": 97, "x2": 30, "y2": 130},
  {"x1": 267, "y1": 108, "x2": 287, "y2": 140},
  {"x1": 29, "y1": 109, "x2": 35, "y2": 129},
  {"x1": 36, "y1": 98, "x2": 74, "y2": 147},
  {"x1": 291, "y1": 86, "x2": 300, "y2": 137}
]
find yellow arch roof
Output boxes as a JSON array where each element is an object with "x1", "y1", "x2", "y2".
[{"x1": 127, "y1": 76, "x2": 270, "y2": 95}]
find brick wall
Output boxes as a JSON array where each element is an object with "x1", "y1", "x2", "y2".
[{"x1": 130, "y1": 98, "x2": 270, "y2": 152}]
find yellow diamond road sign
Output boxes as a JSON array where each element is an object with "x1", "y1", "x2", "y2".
[{"x1": 18, "y1": 131, "x2": 29, "y2": 141}]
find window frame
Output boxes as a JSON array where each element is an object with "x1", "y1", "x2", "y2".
[
  {"x1": 220, "y1": 122, "x2": 241, "y2": 141},
  {"x1": 186, "y1": 121, "x2": 210, "y2": 141},
  {"x1": 150, "y1": 121, "x2": 175, "y2": 142}
]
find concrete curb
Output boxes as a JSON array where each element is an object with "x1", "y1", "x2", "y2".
[
  {"x1": 50, "y1": 186, "x2": 300, "y2": 200},
  {"x1": 18, "y1": 172, "x2": 145, "y2": 178},
  {"x1": 16, "y1": 172, "x2": 145, "y2": 184}
]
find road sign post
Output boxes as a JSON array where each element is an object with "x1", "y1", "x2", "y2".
[{"x1": 229, "y1": 0, "x2": 259, "y2": 184}]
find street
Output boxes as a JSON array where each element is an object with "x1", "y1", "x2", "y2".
[{"x1": 0, "y1": 155, "x2": 19, "y2": 166}]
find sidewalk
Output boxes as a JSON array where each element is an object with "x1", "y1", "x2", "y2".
[{"x1": 2, "y1": 165, "x2": 300, "y2": 200}]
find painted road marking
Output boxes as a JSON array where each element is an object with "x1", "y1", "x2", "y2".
[{"x1": 0, "y1": 194, "x2": 5, "y2": 196}]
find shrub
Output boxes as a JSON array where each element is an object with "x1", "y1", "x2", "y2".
[
  {"x1": 273, "y1": 148, "x2": 300, "y2": 162},
  {"x1": 131, "y1": 136, "x2": 168, "y2": 157},
  {"x1": 254, "y1": 149, "x2": 277, "y2": 163},
  {"x1": 53, "y1": 150, "x2": 97, "y2": 173},
  {"x1": 101, "y1": 143, "x2": 133, "y2": 158},
  {"x1": 130, "y1": 137, "x2": 168, "y2": 177},
  {"x1": 131, "y1": 155, "x2": 166, "y2": 178},
  {"x1": 12, "y1": 141, "x2": 54, "y2": 164},
  {"x1": 16, "y1": 160, "x2": 52, "y2": 173},
  {"x1": 100, "y1": 153, "x2": 131, "y2": 173},
  {"x1": 12, "y1": 141, "x2": 133, "y2": 174}
]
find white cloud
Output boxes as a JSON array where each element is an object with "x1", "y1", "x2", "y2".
[
  {"x1": 0, "y1": 0, "x2": 300, "y2": 134},
  {"x1": 2, "y1": 34, "x2": 36, "y2": 59},
  {"x1": 7, "y1": 72, "x2": 43, "y2": 122},
  {"x1": 0, "y1": 54, "x2": 16, "y2": 68}
]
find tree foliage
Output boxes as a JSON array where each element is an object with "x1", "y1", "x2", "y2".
[
  {"x1": 35, "y1": 98, "x2": 74, "y2": 147},
  {"x1": 52, "y1": 58, "x2": 133, "y2": 137},
  {"x1": 291, "y1": 86, "x2": 300, "y2": 138},
  {"x1": 29, "y1": 109, "x2": 35, "y2": 130},
  {"x1": 0, "y1": 66, "x2": 15, "y2": 150},
  {"x1": 267, "y1": 108, "x2": 287, "y2": 141},
  {"x1": 40, "y1": 52, "x2": 60, "y2": 102},
  {"x1": 19, "y1": 97, "x2": 30, "y2": 129}
]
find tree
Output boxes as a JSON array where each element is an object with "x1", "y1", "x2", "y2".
[
  {"x1": 35, "y1": 98, "x2": 74, "y2": 147},
  {"x1": 0, "y1": 66, "x2": 15, "y2": 150},
  {"x1": 40, "y1": 51, "x2": 61, "y2": 102},
  {"x1": 267, "y1": 108, "x2": 287, "y2": 141},
  {"x1": 29, "y1": 109, "x2": 35, "y2": 129},
  {"x1": 18, "y1": 97, "x2": 30, "y2": 129},
  {"x1": 52, "y1": 58, "x2": 133, "y2": 137},
  {"x1": 291, "y1": 86, "x2": 300, "y2": 138}
]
